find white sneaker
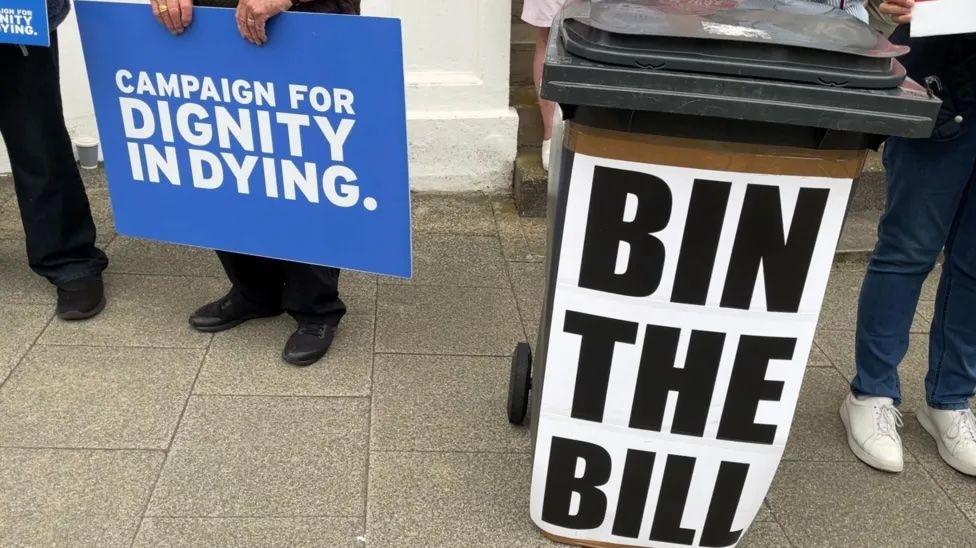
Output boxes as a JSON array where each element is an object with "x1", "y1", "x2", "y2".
[
  {"x1": 541, "y1": 139, "x2": 551, "y2": 172},
  {"x1": 840, "y1": 394, "x2": 905, "y2": 472},
  {"x1": 918, "y1": 405, "x2": 976, "y2": 477}
]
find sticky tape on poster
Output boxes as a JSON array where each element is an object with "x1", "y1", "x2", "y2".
[{"x1": 530, "y1": 125, "x2": 863, "y2": 548}]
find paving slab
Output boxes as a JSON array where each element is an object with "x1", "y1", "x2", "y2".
[
  {"x1": 922, "y1": 265, "x2": 942, "y2": 301},
  {"x1": 367, "y1": 451, "x2": 558, "y2": 547},
  {"x1": 0, "y1": 345, "x2": 202, "y2": 449},
  {"x1": 105, "y1": 237, "x2": 224, "y2": 278},
  {"x1": 836, "y1": 209, "x2": 880, "y2": 259},
  {"x1": 739, "y1": 521, "x2": 792, "y2": 548},
  {"x1": 819, "y1": 331, "x2": 933, "y2": 414},
  {"x1": 768, "y1": 461, "x2": 976, "y2": 546},
  {"x1": 383, "y1": 233, "x2": 509, "y2": 288},
  {"x1": 0, "y1": 239, "x2": 54, "y2": 304},
  {"x1": 0, "y1": 448, "x2": 163, "y2": 547},
  {"x1": 38, "y1": 274, "x2": 221, "y2": 349},
  {"x1": 493, "y1": 197, "x2": 546, "y2": 263},
  {"x1": 902, "y1": 415, "x2": 976, "y2": 526},
  {"x1": 339, "y1": 270, "x2": 378, "y2": 315},
  {"x1": 806, "y1": 341, "x2": 832, "y2": 367},
  {"x1": 133, "y1": 517, "x2": 364, "y2": 547},
  {"x1": 509, "y1": 260, "x2": 545, "y2": 345},
  {"x1": 371, "y1": 354, "x2": 531, "y2": 452},
  {"x1": 375, "y1": 285, "x2": 523, "y2": 356},
  {"x1": 146, "y1": 395, "x2": 368, "y2": 517},
  {"x1": 754, "y1": 500, "x2": 773, "y2": 522},
  {"x1": 916, "y1": 300, "x2": 935, "y2": 323},
  {"x1": 412, "y1": 193, "x2": 496, "y2": 236},
  {"x1": 0, "y1": 175, "x2": 14, "y2": 205},
  {"x1": 0, "y1": 304, "x2": 51, "y2": 384},
  {"x1": 194, "y1": 315, "x2": 373, "y2": 397}
]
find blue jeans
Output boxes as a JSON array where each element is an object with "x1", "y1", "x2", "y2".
[{"x1": 852, "y1": 124, "x2": 976, "y2": 410}]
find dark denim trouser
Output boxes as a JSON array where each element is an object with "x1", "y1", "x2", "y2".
[
  {"x1": 0, "y1": 34, "x2": 108, "y2": 285},
  {"x1": 852, "y1": 125, "x2": 976, "y2": 410}
]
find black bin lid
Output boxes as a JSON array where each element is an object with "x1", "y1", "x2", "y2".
[
  {"x1": 565, "y1": 0, "x2": 907, "y2": 88},
  {"x1": 542, "y1": 0, "x2": 941, "y2": 138}
]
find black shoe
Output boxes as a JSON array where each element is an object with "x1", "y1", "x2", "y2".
[
  {"x1": 282, "y1": 322, "x2": 337, "y2": 366},
  {"x1": 189, "y1": 292, "x2": 281, "y2": 333},
  {"x1": 56, "y1": 276, "x2": 106, "y2": 321}
]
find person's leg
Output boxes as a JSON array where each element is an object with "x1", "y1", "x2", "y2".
[
  {"x1": 843, "y1": 130, "x2": 976, "y2": 473},
  {"x1": 926, "y1": 164, "x2": 976, "y2": 410},
  {"x1": 281, "y1": 263, "x2": 346, "y2": 326},
  {"x1": 919, "y1": 166, "x2": 976, "y2": 476},
  {"x1": 534, "y1": 26, "x2": 556, "y2": 143},
  {"x1": 189, "y1": 251, "x2": 285, "y2": 332},
  {"x1": 279, "y1": 263, "x2": 346, "y2": 366},
  {"x1": 216, "y1": 251, "x2": 286, "y2": 310},
  {"x1": 534, "y1": 26, "x2": 557, "y2": 171},
  {"x1": 0, "y1": 37, "x2": 108, "y2": 286},
  {"x1": 852, "y1": 131, "x2": 976, "y2": 403}
]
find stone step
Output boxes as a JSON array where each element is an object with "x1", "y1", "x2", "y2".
[
  {"x1": 511, "y1": 20, "x2": 535, "y2": 45},
  {"x1": 510, "y1": 39, "x2": 535, "y2": 87},
  {"x1": 837, "y1": 208, "x2": 880, "y2": 261},
  {"x1": 517, "y1": 103, "x2": 544, "y2": 149},
  {"x1": 850, "y1": 150, "x2": 885, "y2": 212},
  {"x1": 513, "y1": 147, "x2": 548, "y2": 218},
  {"x1": 511, "y1": 84, "x2": 538, "y2": 108}
]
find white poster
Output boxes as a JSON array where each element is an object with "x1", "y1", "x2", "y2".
[{"x1": 530, "y1": 153, "x2": 853, "y2": 547}]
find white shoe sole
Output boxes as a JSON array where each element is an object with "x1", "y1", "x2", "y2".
[
  {"x1": 917, "y1": 411, "x2": 976, "y2": 477},
  {"x1": 840, "y1": 401, "x2": 903, "y2": 473}
]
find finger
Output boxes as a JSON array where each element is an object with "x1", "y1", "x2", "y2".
[
  {"x1": 894, "y1": 14, "x2": 912, "y2": 23},
  {"x1": 880, "y1": 5, "x2": 911, "y2": 16},
  {"x1": 235, "y1": 5, "x2": 247, "y2": 39},
  {"x1": 236, "y1": 6, "x2": 256, "y2": 44},
  {"x1": 150, "y1": 1, "x2": 166, "y2": 29},
  {"x1": 162, "y1": 0, "x2": 182, "y2": 33},
  {"x1": 236, "y1": 15, "x2": 247, "y2": 41},
  {"x1": 254, "y1": 17, "x2": 268, "y2": 44},
  {"x1": 179, "y1": 0, "x2": 193, "y2": 27},
  {"x1": 167, "y1": 0, "x2": 184, "y2": 32},
  {"x1": 245, "y1": 11, "x2": 263, "y2": 45},
  {"x1": 155, "y1": 0, "x2": 176, "y2": 33}
]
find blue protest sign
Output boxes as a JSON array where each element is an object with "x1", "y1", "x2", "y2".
[
  {"x1": 75, "y1": 0, "x2": 412, "y2": 277},
  {"x1": 0, "y1": 0, "x2": 49, "y2": 46}
]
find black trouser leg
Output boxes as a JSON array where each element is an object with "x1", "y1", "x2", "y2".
[
  {"x1": 216, "y1": 251, "x2": 286, "y2": 310},
  {"x1": 0, "y1": 34, "x2": 108, "y2": 285},
  {"x1": 216, "y1": 251, "x2": 346, "y2": 325},
  {"x1": 282, "y1": 263, "x2": 346, "y2": 326}
]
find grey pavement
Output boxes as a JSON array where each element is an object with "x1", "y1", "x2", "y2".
[{"x1": 0, "y1": 183, "x2": 974, "y2": 547}]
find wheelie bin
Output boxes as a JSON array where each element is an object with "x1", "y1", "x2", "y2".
[{"x1": 507, "y1": 1, "x2": 940, "y2": 547}]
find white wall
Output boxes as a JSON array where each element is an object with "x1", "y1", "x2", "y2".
[{"x1": 0, "y1": 0, "x2": 518, "y2": 192}]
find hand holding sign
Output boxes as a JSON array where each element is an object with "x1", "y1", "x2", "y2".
[
  {"x1": 150, "y1": 0, "x2": 193, "y2": 35},
  {"x1": 236, "y1": 0, "x2": 294, "y2": 45}
]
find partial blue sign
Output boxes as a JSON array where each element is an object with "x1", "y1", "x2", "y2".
[
  {"x1": 0, "y1": 0, "x2": 49, "y2": 46},
  {"x1": 76, "y1": 0, "x2": 412, "y2": 277}
]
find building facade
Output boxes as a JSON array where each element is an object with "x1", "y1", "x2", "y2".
[{"x1": 0, "y1": 0, "x2": 519, "y2": 192}]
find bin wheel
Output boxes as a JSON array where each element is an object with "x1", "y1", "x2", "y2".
[{"x1": 508, "y1": 342, "x2": 532, "y2": 426}]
